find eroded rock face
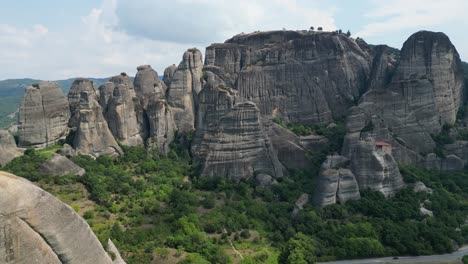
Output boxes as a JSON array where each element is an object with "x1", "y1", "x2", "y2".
[
  {"x1": 0, "y1": 171, "x2": 116, "y2": 264},
  {"x1": 38, "y1": 153, "x2": 85, "y2": 177},
  {"x1": 105, "y1": 81, "x2": 143, "y2": 146},
  {"x1": 134, "y1": 65, "x2": 166, "y2": 107},
  {"x1": 73, "y1": 91, "x2": 122, "y2": 157},
  {"x1": 167, "y1": 48, "x2": 204, "y2": 133},
  {"x1": 0, "y1": 130, "x2": 22, "y2": 166},
  {"x1": 388, "y1": 31, "x2": 464, "y2": 133},
  {"x1": 314, "y1": 155, "x2": 360, "y2": 207},
  {"x1": 18, "y1": 82, "x2": 70, "y2": 148},
  {"x1": 205, "y1": 31, "x2": 372, "y2": 124},
  {"x1": 146, "y1": 97, "x2": 176, "y2": 154},
  {"x1": 68, "y1": 78, "x2": 98, "y2": 129},
  {"x1": 192, "y1": 73, "x2": 284, "y2": 182}
]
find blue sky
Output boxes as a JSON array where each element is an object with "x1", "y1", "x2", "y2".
[{"x1": 1, "y1": 0, "x2": 467, "y2": 80}]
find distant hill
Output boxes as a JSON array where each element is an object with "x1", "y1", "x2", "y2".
[{"x1": 0, "y1": 77, "x2": 109, "y2": 129}]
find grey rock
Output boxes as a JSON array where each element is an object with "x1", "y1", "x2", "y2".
[
  {"x1": 107, "y1": 239, "x2": 126, "y2": 264},
  {"x1": 265, "y1": 121, "x2": 310, "y2": 170},
  {"x1": 256, "y1": 173, "x2": 277, "y2": 186},
  {"x1": 68, "y1": 78, "x2": 98, "y2": 129},
  {"x1": 38, "y1": 153, "x2": 85, "y2": 177},
  {"x1": 441, "y1": 154, "x2": 465, "y2": 171},
  {"x1": 0, "y1": 171, "x2": 115, "y2": 264},
  {"x1": 192, "y1": 75, "x2": 284, "y2": 182},
  {"x1": 73, "y1": 91, "x2": 122, "y2": 157},
  {"x1": 146, "y1": 98, "x2": 176, "y2": 155},
  {"x1": 134, "y1": 65, "x2": 166, "y2": 108},
  {"x1": 0, "y1": 130, "x2": 22, "y2": 166},
  {"x1": 57, "y1": 143, "x2": 76, "y2": 158},
  {"x1": 18, "y1": 82, "x2": 70, "y2": 148},
  {"x1": 314, "y1": 155, "x2": 360, "y2": 207},
  {"x1": 413, "y1": 181, "x2": 433, "y2": 194},
  {"x1": 205, "y1": 30, "x2": 372, "y2": 124},
  {"x1": 105, "y1": 81, "x2": 143, "y2": 146},
  {"x1": 163, "y1": 64, "x2": 177, "y2": 87},
  {"x1": 167, "y1": 48, "x2": 204, "y2": 133},
  {"x1": 292, "y1": 193, "x2": 309, "y2": 216}
]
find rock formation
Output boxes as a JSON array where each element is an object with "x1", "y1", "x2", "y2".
[
  {"x1": 18, "y1": 82, "x2": 70, "y2": 148},
  {"x1": 68, "y1": 78, "x2": 98, "y2": 129},
  {"x1": 73, "y1": 91, "x2": 122, "y2": 157},
  {"x1": 134, "y1": 65, "x2": 166, "y2": 107},
  {"x1": 38, "y1": 153, "x2": 86, "y2": 177},
  {"x1": 0, "y1": 171, "x2": 121, "y2": 264},
  {"x1": 104, "y1": 78, "x2": 143, "y2": 146},
  {"x1": 192, "y1": 72, "x2": 284, "y2": 182},
  {"x1": 0, "y1": 130, "x2": 22, "y2": 166},
  {"x1": 314, "y1": 155, "x2": 360, "y2": 207},
  {"x1": 146, "y1": 97, "x2": 175, "y2": 154},
  {"x1": 204, "y1": 30, "x2": 372, "y2": 124},
  {"x1": 166, "y1": 48, "x2": 204, "y2": 133}
]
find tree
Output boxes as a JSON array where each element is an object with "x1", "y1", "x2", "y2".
[
  {"x1": 346, "y1": 30, "x2": 351, "y2": 37},
  {"x1": 310, "y1": 26, "x2": 314, "y2": 31},
  {"x1": 280, "y1": 233, "x2": 320, "y2": 264},
  {"x1": 318, "y1": 27, "x2": 323, "y2": 31}
]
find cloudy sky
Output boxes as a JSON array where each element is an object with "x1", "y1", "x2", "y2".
[{"x1": 1, "y1": 0, "x2": 468, "y2": 80}]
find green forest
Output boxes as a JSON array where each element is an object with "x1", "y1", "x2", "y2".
[{"x1": 3, "y1": 132, "x2": 468, "y2": 264}]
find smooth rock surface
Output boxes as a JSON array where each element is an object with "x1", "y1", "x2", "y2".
[
  {"x1": 0, "y1": 130, "x2": 22, "y2": 166},
  {"x1": 38, "y1": 153, "x2": 85, "y2": 177},
  {"x1": 0, "y1": 171, "x2": 115, "y2": 264}
]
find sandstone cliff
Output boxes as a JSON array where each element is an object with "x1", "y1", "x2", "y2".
[
  {"x1": 18, "y1": 82, "x2": 70, "y2": 148},
  {"x1": 0, "y1": 171, "x2": 121, "y2": 264},
  {"x1": 166, "y1": 48, "x2": 204, "y2": 134},
  {"x1": 68, "y1": 78, "x2": 98, "y2": 129},
  {"x1": 205, "y1": 30, "x2": 372, "y2": 124},
  {"x1": 73, "y1": 91, "x2": 122, "y2": 157},
  {"x1": 192, "y1": 72, "x2": 284, "y2": 182}
]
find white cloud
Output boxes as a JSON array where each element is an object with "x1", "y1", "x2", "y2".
[{"x1": 356, "y1": 0, "x2": 468, "y2": 38}]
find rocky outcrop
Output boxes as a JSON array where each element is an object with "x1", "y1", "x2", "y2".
[
  {"x1": 314, "y1": 155, "x2": 360, "y2": 207},
  {"x1": 166, "y1": 48, "x2": 204, "y2": 133},
  {"x1": 18, "y1": 82, "x2": 70, "y2": 148},
  {"x1": 104, "y1": 79, "x2": 143, "y2": 146},
  {"x1": 108, "y1": 239, "x2": 126, "y2": 264},
  {"x1": 0, "y1": 130, "x2": 22, "y2": 166},
  {"x1": 192, "y1": 72, "x2": 284, "y2": 182},
  {"x1": 134, "y1": 65, "x2": 166, "y2": 107},
  {"x1": 146, "y1": 97, "x2": 175, "y2": 154},
  {"x1": 265, "y1": 120, "x2": 310, "y2": 170},
  {"x1": 205, "y1": 30, "x2": 372, "y2": 124},
  {"x1": 38, "y1": 153, "x2": 85, "y2": 176},
  {"x1": 0, "y1": 171, "x2": 117, "y2": 264},
  {"x1": 68, "y1": 78, "x2": 98, "y2": 129},
  {"x1": 73, "y1": 91, "x2": 122, "y2": 157}
]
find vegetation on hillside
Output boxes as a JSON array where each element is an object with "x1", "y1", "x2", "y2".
[{"x1": 3, "y1": 137, "x2": 468, "y2": 264}]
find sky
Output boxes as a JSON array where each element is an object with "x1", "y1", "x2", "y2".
[{"x1": 1, "y1": 0, "x2": 468, "y2": 80}]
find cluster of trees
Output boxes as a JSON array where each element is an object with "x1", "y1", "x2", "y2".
[{"x1": 3, "y1": 137, "x2": 468, "y2": 263}]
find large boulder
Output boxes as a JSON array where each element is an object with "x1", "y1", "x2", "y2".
[
  {"x1": 204, "y1": 30, "x2": 372, "y2": 124},
  {"x1": 314, "y1": 155, "x2": 360, "y2": 207},
  {"x1": 146, "y1": 97, "x2": 176, "y2": 154},
  {"x1": 0, "y1": 171, "x2": 120, "y2": 264},
  {"x1": 18, "y1": 82, "x2": 70, "y2": 148},
  {"x1": 68, "y1": 78, "x2": 98, "y2": 129},
  {"x1": 38, "y1": 153, "x2": 85, "y2": 177},
  {"x1": 167, "y1": 48, "x2": 204, "y2": 134},
  {"x1": 134, "y1": 65, "x2": 166, "y2": 108},
  {"x1": 0, "y1": 130, "x2": 22, "y2": 166},
  {"x1": 73, "y1": 91, "x2": 122, "y2": 157}
]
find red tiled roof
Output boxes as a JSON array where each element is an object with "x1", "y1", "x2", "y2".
[{"x1": 375, "y1": 141, "x2": 391, "y2": 147}]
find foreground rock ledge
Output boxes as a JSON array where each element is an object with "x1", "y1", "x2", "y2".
[{"x1": 0, "y1": 171, "x2": 123, "y2": 264}]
